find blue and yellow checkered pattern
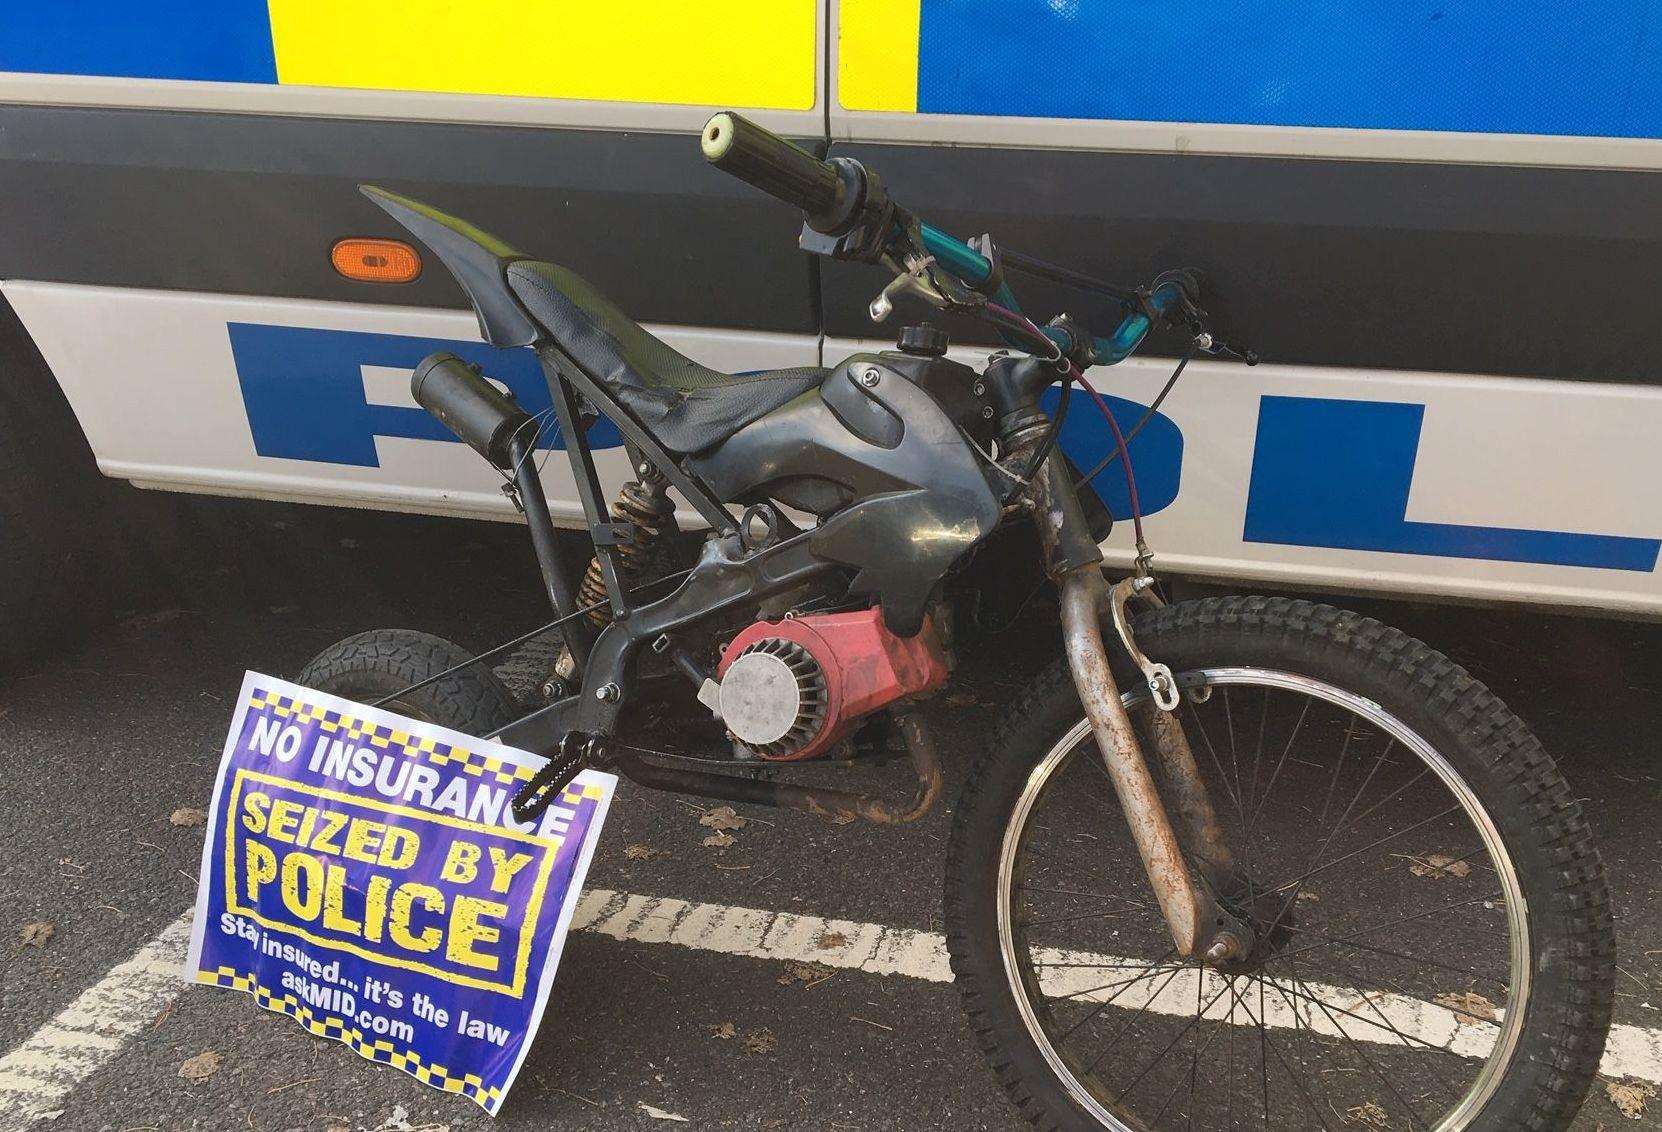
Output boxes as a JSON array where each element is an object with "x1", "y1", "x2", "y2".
[
  {"x1": 247, "y1": 687, "x2": 606, "y2": 806},
  {"x1": 199, "y1": 965, "x2": 504, "y2": 1109}
]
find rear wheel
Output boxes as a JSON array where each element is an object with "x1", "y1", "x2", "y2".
[
  {"x1": 945, "y1": 596, "x2": 1612, "y2": 1131},
  {"x1": 295, "y1": 628, "x2": 519, "y2": 734}
]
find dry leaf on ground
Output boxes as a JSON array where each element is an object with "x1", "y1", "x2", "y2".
[
  {"x1": 1608, "y1": 1079, "x2": 1656, "y2": 1119},
  {"x1": 1408, "y1": 853, "x2": 1471, "y2": 879},
  {"x1": 624, "y1": 844, "x2": 669, "y2": 861},
  {"x1": 817, "y1": 931, "x2": 849, "y2": 949},
  {"x1": 637, "y1": 1102, "x2": 690, "y2": 1122},
  {"x1": 828, "y1": 812, "x2": 856, "y2": 826},
  {"x1": 169, "y1": 807, "x2": 208, "y2": 827},
  {"x1": 19, "y1": 921, "x2": 53, "y2": 947},
  {"x1": 1434, "y1": 991, "x2": 1498, "y2": 1024},
  {"x1": 698, "y1": 805, "x2": 746, "y2": 832},
  {"x1": 701, "y1": 831, "x2": 735, "y2": 849},
  {"x1": 363, "y1": 1103, "x2": 450, "y2": 1131},
  {"x1": 177, "y1": 1050, "x2": 221, "y2": 1081},
  {"x1": 708, "y1": 1020, "x2": 736, "y2": 1040},
  {"x1": 743, "y1": 1027, "x2": 777, "y2": 1054},
  {"x1": 1343, "y1": 1100, "x2": 1389, "y2": 1127},
  {"x1": 777, "y1": 961, "x2": 833, "y2": 988}
]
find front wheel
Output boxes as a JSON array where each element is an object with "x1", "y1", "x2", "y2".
[{"x1": 945, "y1": 596, "x2": 1612, "y2": 1131}]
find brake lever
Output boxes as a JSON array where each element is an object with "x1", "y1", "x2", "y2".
[
  {"x1": 868, "y1": 250, "x2": 985, "y2": 323},
  {"x1": 869, "y1": 257, "x2": 939, "y2": 321}
]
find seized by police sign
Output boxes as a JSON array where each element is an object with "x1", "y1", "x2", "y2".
[{"x1": 185, "y1": 672, "x2": 614, "y2": 1114}]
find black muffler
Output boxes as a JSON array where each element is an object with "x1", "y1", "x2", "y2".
[
  {"x1": 413, "y1": 350, "x2": 594, "y2": 664},
  {"x1": 411, "y1": 351, "x2": 533, "y2": 469}
]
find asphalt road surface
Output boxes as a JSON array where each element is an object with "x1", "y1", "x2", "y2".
[{"x1": 2, "y1": 497, "x2": 1660, "y2": 1131}]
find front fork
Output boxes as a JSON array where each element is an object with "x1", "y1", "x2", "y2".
[{"x1": 1027, "y1": 444, "x2": 1251, "y2": 964}]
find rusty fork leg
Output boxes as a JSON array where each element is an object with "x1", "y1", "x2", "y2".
[
  {"x1": 1106, "y1": 577, "x2": 1237, "y2": 894},
  {"x1": 1137, "y1": 702, "x2": 1236, "y2": 886},
  {"x1": 1058, "y1": 567, "x2": 1212, "y2": 957}
]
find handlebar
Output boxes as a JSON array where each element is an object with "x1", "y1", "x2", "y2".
[
  {"x1": 699, "y1": 111, "x2": 1250, "y2": 368},
  {"x1": 701, "y1": 112, "x2": 848, "y2": 230}
]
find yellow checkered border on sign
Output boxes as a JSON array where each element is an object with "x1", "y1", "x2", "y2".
[
  {"x1": 247, "y1": 687, "x2": 606, "y2": 804},
  {"x1": 198, "y1": 965, "x2": 504, "y2": 1111}
]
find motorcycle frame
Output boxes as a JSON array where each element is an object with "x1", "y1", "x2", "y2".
[
  {"x1": 439, "y1": 209, "x2": 1240, "y2": 959},
  {"x1": 490, "y1": 338, "x2": 951, "y2": 826}
]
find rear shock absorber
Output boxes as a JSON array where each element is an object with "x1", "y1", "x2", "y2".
[{"x1": 578, "y1": 463, "x2": 679, "y2": 625}]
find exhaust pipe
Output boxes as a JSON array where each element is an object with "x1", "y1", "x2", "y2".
[
  {"x1": 411, "y1": 351, "x2": 534, "y2": 469},
  {"x1": 413, "y1": 351, "x2": 591, "y2": 662}
]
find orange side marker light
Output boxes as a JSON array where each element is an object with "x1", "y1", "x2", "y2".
[{"x1": 331, "y1": 238, "x2": 421, "y2": 283}]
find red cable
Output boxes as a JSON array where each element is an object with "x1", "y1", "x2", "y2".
[
  {"x1": 1071, "y1": 364, "x2": 1146, "y2": 551},
  {"x1": 980, "y1": 299, "x2": 1150, "y2": 550}
]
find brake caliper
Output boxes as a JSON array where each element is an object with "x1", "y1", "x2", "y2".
[{"x1": 1108, "y1": 575, "x2": 1180, "y2": 712}]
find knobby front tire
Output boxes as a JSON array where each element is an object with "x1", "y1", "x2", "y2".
[{"x1": 944, "y1": 596, "x2": 1612, "y2": 1131}]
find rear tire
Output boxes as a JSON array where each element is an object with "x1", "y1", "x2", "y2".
[
  {"x1": 945, "y1": 596, "x2": 1613, "y2": 1131},
  {"x1": 296, "y1": 628, "x2": 520, "y2": 735}
]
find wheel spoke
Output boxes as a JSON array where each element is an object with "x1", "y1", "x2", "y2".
[
  {"x1": 1316, "y1": 718, "x2": 1365, "y2": 829},
  {"x1": 1222, "y1": 687, "x2": 1247, "y2": 826},
  {"x1": 1256, "y1": 977, "x2": 1454, "y2": 1055},
  {"x1": 1033, "y1": 958, "x2": 1178, "y2": 970},
  {"x1": 1261, "y1": 972, "x2": 1427, "y2": 1130},
  {"x1": 1264, "y1": 804, "x2": 1464, "y2": 900},
  {"x1": 1235, "y1": 982, "x2": 1338, "y2": 1132},
  {"x1": 1285, "y1": 952, "x2": 1468, "y2": 1098},
  {"x1": 1246, "y1": 694, "x2": 1311, "y2": 838},
  {"x1": 1018, "y1": 883, "x2": 1147, "y2": 906},
  {"x1": 1327, "y1": 759, "x2": 1433, "y2": 851},
  {"x1": 1186, "y1": 700, "x2": 1247, "y2": 821},
  {"x1": 1022, "y1": 904, "x2": 1148, "y2": 929},
  {"x1": 1279, "y1": 892, "x2": 1505, "y2": 959},
  {"x1": 1276, "y1": 930, "x2": 1503, "y2": 983},
  {"x1": 1224, "y1": 973, "x2": 1236, "y2": 1131},
  {"x1": 1257, "y1": 979, "x2": 1270, "y2": 1129},
  {"x1": 1051, "y1": 948, "x2": 1181, "y2": 1041},
  {"x1": 1079, "y1": 962, "x2": 1190, "y2": 1069},
  {"x1": 1114, "y1": 975, "x2": 1236, "y2": 1109},
  {"x1": 1241, "y1": 685, "x2": 1274, "y2": 843},
  {"x1": 993, "y1": 664, "x2": 1538, "y2": 1132}
]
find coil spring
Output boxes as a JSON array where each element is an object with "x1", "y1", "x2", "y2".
[{"x1": 579, "y1": 467, "x2": 677, "y2": 625}]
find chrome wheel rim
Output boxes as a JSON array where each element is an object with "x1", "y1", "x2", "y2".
[{"x1": 996, "y1": 667, "x2": 1530, "y2": 1131}]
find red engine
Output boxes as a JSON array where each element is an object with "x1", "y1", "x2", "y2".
[{"x1": 710, "y1": 607, "x2": 948, "y2": 760}]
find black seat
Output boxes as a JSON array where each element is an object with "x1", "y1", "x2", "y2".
[
  {"x1": 359, "y1": 186, "x2": 825, "y2": 457},
  {"x1": 505, "y1": 261, "x2": 826, "y2": 455}
]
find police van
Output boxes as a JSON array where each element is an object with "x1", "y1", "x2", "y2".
[{"x1": 2, "y1": 1, "x2": 1657, "y2": 664}]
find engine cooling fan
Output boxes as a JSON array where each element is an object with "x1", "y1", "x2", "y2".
[
  {"x1": 701, "y1": 607, "x2": 949, "y2": 761},
  {"x1": 715, "y1": 637, "x2": 831, "y2": 758}
]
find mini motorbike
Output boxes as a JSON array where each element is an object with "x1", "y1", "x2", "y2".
[{"x1": 300, "y1": 113, "x2": 1614, "y2": 1130}]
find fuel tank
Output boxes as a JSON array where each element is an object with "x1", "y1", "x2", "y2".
[{"x1": 689, "y1": 352, "x2": 1003, "y2": 636}]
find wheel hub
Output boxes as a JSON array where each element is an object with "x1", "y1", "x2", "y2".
[{"x1": 1204, "y1": 881, "x2": 1296, "y2": 974}]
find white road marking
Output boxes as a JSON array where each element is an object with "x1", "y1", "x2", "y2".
[
  {"x1": 2, "y1": 889, "x2": 1658, "y2": 1129},
  {"x1": 0, "y1": 913, "x2": 195, "y2": 1128}
]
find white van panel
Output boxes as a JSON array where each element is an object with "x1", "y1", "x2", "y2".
[
  {"x1": 3, "y1": 281, "x2": 818, "y2": 523},
  {"x1": 830, "y1": 335, "x2": 1662, "y2": 616}
]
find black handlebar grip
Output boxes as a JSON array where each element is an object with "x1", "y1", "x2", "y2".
[{"x1": 701, "y1": 111, "x2": 845, "y2": 221}]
